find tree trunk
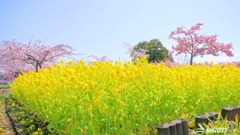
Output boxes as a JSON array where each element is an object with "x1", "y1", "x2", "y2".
[
  {"x1": 36, "y1": 63, "x2": 42, "y2": 73},
  {"x1": 190, "y1": 53, "x2": 193, "y2": 65},
  {"x1": 36, "y1": 65, "x2": 38, "y2": 73},
  {"x1": 36, "y1": 62, "x2": 40, "y2": 72}
]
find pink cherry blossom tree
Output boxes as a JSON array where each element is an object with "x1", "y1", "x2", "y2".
[
  {"x1": 88, "y1": 55, "x2": 110, "y2": 62},
  {"x1": 168, "y1": 23, "x2": 234, "y2": 65},
  {"x1": 0, "y1": 40, "x2": 76, "y2": 79},
  {"x1": 123, "y1": 42, "x2": 149, "y2": 61}
]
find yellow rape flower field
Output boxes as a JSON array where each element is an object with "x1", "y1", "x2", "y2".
[{"x1": 10, "y1": 56, "x2": 240, "y2": 134}]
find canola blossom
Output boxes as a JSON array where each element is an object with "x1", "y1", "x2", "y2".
[{"x1": 11, "y1": 56, "x2": 240, "y2": 134}]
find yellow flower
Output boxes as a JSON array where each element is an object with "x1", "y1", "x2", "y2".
[
  {"x1": 20, "y1": 121, "x2": 26, "y2": 125},
  {"x1": 67, "y1": 118, "x2": 72, "y2": 122},
  {"x1": 0, "y1": 128, "x2": 2, "y2": 131},
  {"x1": 60, "y1": 59, "x2": 65, "y2": 64},
  {"x1": 119, "y1": 101, "x2": 125, "y2": 106},
  {"x1": 11, "y1": 103, "x2": 16, "y2": 107},
  {"x1": 134, "y1": 89, "x2": 139, "y2": 93},
  {"x1": 68, "y1": 61, "x2": 73, "y2": 65},
  {"x1": 224, "y1": 63, "x2": 229, "y2": 67},
  {"x1": 17, "y1": 129, "x2": 22, "y2": 132},
  {"x1": 9, "y1": 57, "x2": 240, "y2": 134},
  {"x1": 72, "y1": 95, "x2": 77, "y2": 99},
  {"x1": 209, "y1": 96, "x2": 214, "y2": 99},
  {"x1": 32, "y1": 132, "x2": 39, "y2": 135},
  {"x1": 188, "y1": 122, "x2": 195, "y2": 128}
]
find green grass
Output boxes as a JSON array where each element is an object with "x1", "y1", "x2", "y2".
[
  {"x1": 4, "y1": 92, "x2": 240, "y2": 135},
  {"x1": 0, "y1": 84, "x2": 10, "y2": 89},
  {"x1": 4, "y1": 94, "x2": 52, "y2": 135}
]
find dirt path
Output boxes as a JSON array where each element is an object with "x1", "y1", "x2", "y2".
[{"x1": 0, "y1": 89, "x2": 15, "y2": 135}]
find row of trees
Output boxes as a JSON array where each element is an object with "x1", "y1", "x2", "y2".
[
  {"x1": 129, "y1": 23, "x2": 234, "y2": 65},
  {"x1": 0, "y1": 23, "x2": 235, "y2": 80}
]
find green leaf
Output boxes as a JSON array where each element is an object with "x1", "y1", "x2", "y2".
[
  {"x1": 47, "y1": 123, "x2": 55, "y2": 133},
  {"x1": 72, "y1": 128, "x2": 81, "y2": 135}
]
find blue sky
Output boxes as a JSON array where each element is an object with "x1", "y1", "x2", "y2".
[{"x1": 1, "y1": 0, "x2": 239, "y2": 64}]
